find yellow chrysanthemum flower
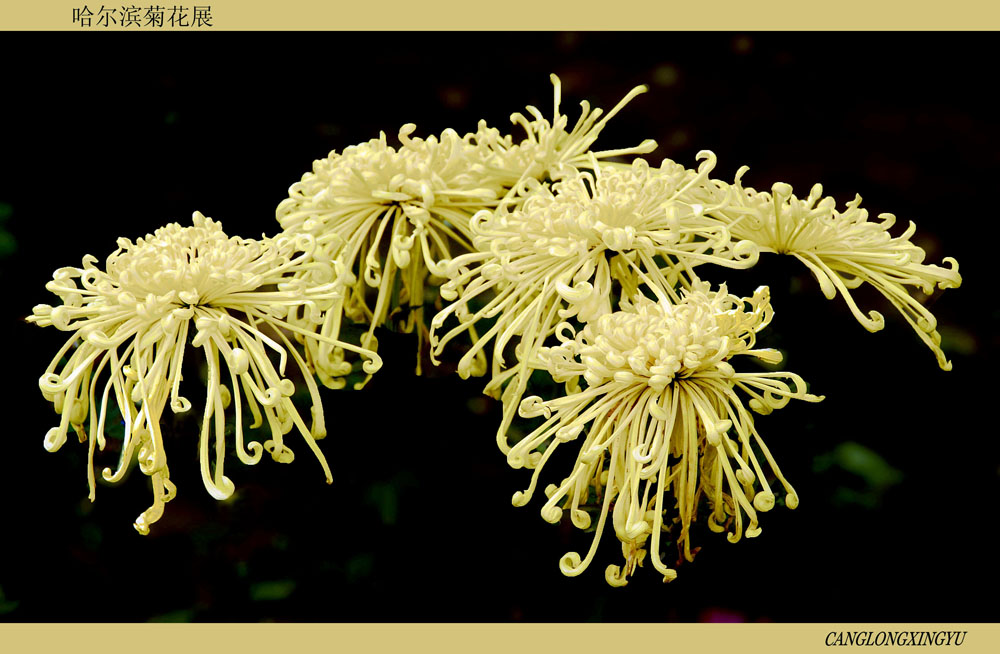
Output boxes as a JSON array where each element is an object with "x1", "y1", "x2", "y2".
[
  {"x1": 275, "y1": 76, "x2": 655, "y2": 387},
  {"x1": 466, "y1": 73, "x2": 657, "y2": 191},
  {"x1": 28, "y1": 212, "x2": 380, "y2": 534},
  {"x1": 505, "y1": 284, "x2": 822, "y2": 586},
  {"x1": 430, "y1": 156, "x2": 758, "y2": 414},
  {"x1": 703, "y1": 172, "x2": 962, "y2": 369},
  {"x1": 276, "y1": 125, "x2": 503, "y2": 386}
]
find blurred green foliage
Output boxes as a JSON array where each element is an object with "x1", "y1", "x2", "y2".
[
  {"x1": 0, "y1": 201, "x2": 15, "y2": 259},
  {"x1": 813, "y1": 442, "x2": 903, "y2": 509},
  {"x1": 250, "y1": 580, "x2": 297, "y2": 602},
  {"x1": 0, "y1": 585, "x2": 19, "y2": 615}
]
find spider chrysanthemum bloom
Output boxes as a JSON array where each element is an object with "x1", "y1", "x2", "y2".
[
  {"x1": 276, "y1": 124, "x2": 504, "y2": 386},
  {"x1": 705, "y1": 172, "x2": 962, "y2": 369},
  {"x1": 28, "y1": 212, "x2": 380, "y2": 534},
  {"x1": 466, "y1": 74, "x2": 658, "y2": 192},
  {"x1": 430, "y1": 155, "x2": 759, "y2": 402},
  {"x1": 505, "y1": 285, "x2": 822, "y2": 586}
]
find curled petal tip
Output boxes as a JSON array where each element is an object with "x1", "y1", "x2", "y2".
[
  {"x1": 558, "y1": 552, "x2": 583, "y2": 576},
  {"x1": 605, "y1": 565, "x2": 629, "y2": 587},
  {"x1": 43, "y1": 427, "x2": 66, "y2": 453}
]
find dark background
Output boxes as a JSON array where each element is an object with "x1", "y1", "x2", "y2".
[{"x1": 0, "y1": 32, "x2": 996, "y2": 622}]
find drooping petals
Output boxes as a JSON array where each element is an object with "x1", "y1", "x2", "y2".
[
  {"x1": 702, "y1": 171, "x2": 962, "y2": 370},
  {"x1": 28, "y1": 212, "x2": 379, "y2": 533},
  {"x1": 503, "y1": 285, "x2": 821, "y2": 586},
  {"x1": 430, "y1": 156, "x2": 759, "y2": 405},
  {"x1": 276, "y1": 125, "x2": 504, "y2": 385}
]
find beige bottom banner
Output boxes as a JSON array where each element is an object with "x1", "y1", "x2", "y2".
[{"x1": 1, "y1": 623, "x2": 997, "y2": 654}]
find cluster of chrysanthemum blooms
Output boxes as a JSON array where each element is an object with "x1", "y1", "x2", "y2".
[{"x1": 30, "y1": 75, "x2": 960, "y2": 585}]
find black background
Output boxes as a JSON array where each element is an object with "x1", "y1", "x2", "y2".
[{"x1": 0, "y1": 32, "x2": 996, "y2": 622}]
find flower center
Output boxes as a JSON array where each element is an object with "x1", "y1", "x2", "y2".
[
  {"x1": 101, "y1": 216, "x2": 276, "y2": 321},
  {"x1": 577, "y1": 296, "x2": 727, "y2": 391},
  {"x1": 588, "y1": 198, "x2": 646, "y2": 252}
]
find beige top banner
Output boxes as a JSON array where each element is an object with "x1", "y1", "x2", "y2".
[{"x1": 2, "y1": 0, "x2": 1000, "y2": 30}]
